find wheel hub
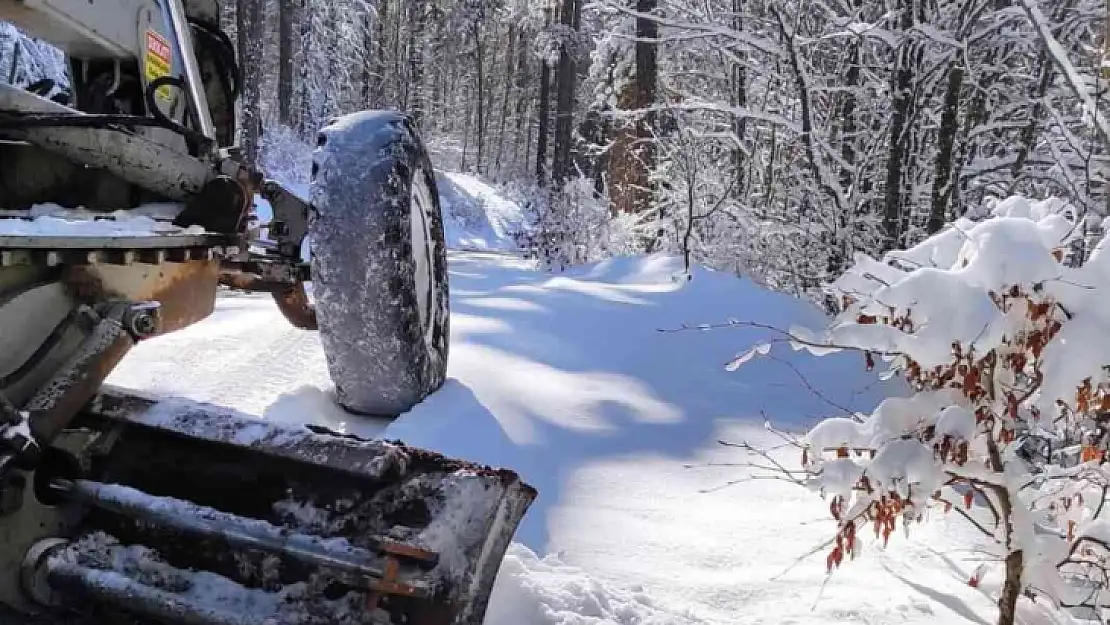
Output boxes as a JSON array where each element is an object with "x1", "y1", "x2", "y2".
[{"x1": 410, "y1": 168, "x2": 437, "y2": 347}]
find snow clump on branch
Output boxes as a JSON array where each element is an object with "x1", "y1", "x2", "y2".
[{"x1": 734, "y1": 196, "x2": 1110, "y2": 624}]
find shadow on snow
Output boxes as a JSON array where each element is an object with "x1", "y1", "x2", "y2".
[{"x1": 379, "y1": 251, "x2": 895, "y2": 551}]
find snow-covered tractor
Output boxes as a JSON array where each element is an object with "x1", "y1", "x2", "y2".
[{"x1": 0, "y1": 1, "x2": 535, "y2": 623}]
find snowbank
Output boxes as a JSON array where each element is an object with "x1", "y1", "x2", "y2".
[
  {"x1": 437, "y1": 172, "x2": 527, "y2": 252},
  {"x1": 486, "y1": 543, "x2": 699, "y2": 624}
]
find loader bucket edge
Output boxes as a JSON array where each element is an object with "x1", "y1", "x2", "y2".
[{"x1": 38, "y1": 385, "x2": 541, "y2": 625}]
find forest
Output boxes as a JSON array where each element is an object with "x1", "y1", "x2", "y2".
[
  {"x1": 225, "y1": 0, "x2": 1110, "y2": 303},
  {"x1": 7, "y1": 4, "x2": 1110, "y2": 625}
]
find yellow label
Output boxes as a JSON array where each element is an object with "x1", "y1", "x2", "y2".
[{"x1": 144, "y1": 29, "x2": 173, "y2": 102}]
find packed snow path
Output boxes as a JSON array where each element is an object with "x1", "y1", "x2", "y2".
[{"x1": 103, "y1": 176, "x2": 1063, "y2": 624}]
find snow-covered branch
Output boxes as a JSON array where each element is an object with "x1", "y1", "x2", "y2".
[{"x1": 734, "y1": 195, "x2": 1110, "y2": 625}]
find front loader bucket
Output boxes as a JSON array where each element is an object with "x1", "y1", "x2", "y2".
[{"x1": 8, "y1": 387, "x2": 535, "y2": 625}]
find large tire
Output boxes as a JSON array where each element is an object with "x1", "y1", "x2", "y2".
[{"x1": 309, "y1": 111, "x2": 449, "y2": 416}]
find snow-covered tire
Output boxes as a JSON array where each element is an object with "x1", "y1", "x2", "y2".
[{"x1": 309, "y1": 111, "x2": 449, "y2": 416}]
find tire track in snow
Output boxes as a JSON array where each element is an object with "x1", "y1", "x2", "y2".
[{"x1": 106, "y1": 292, "x2": 332, "y2": 415}]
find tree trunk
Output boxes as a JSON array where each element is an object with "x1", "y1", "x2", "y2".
[
  {"x1": 494, "y1": 25, "x2": 517, "y2": 176},
  {"x1": 473, "y1": 17, "x2": 486, "y2": 173},
  {"x1": 278, "y1": 0, "x2": 295, "y2": 125},
  {"x1": 361, "y1": 7, "x2": 373, "y2": 107},
  {"x1": 830, "y1": 0, "x2": 860, "y2": 278},
  {"x1": 634, "y1": 0, "x2": 657, "y2": 192},
  {"x1": 237, "y1": 0, "x2": 263, "y2": 166},
  {"x1": 927, "y1": 61, "x2": 964, "y2": 234},
  {"x1": 988, "y1": 436, "x2": 1023, "y2": 625},
  {"x1": 1008, "y1": 0, "x2": 1073, "y2": 196},
  {"x1": 320, "y1": 1, "x2": 338, "y2": 116},
  {"x1": 235, "y1": 0, "x2": 248, "y2": 71},
  {"x1": 408, "y1": 0, "x2": 427, "y2": 128},
  {"x1": 535, "y1": 6, "x2": 553, "y2": 187},
  {"x1": 731, "y1": 55, "x2": 747, "y2": 195},
  {"x1": 470, "y1": 19, "x2": 483, "y2": 172},
  {"x1": 729, "y1": 0, "x2": 747, "y2": 197},
  {"x1": 607, "y1": 0, "x2": 657, "y2": 214},
  {"x1": 461, "y1": 81, "x2": 471, "y2": 171},
  {"x1": 997, "y1": 549, "x2": 1023, "y2": 625},
  {"x1": 581, "y1": 109, "x2": 608, "y2": 197},
  {"x1": 296, "y1": 0, "x2": 312, "y2": 135},
  {"x1": 552, "y1": 0, "x2": 581, "y2": 186},
  {"x1": 839, "y1": 43, "x2": 859, "y2": 192},
  {"x1": 882, "y1": 0, "x2": 914, "y2": 250},
  {"x1": 391, "y1": 1, "x2": 403, "y2": 107},
  {"x1": 372, "y1": 0, "x2": 389, "y2": 108},
  {"x1": 428, "y1": 4, "x2": 443, "y2": 133},
  {"x1": 512, "y1": 25, "x2": 531, "y2": 175}
]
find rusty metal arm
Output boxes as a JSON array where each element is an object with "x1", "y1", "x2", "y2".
[{"x1": 218, "y1": 260, "x2": 317, "y2": 330}]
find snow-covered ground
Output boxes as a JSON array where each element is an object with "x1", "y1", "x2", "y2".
[
  {"x1": 437, "y1": 170, "x2": 528, "y2": 252},
  {"x1": 252, "y1": 169, "x2": 526, "y2": 254},
  {"x1": 104, "y1": 173, "x2": 1066, "y2": 625}
]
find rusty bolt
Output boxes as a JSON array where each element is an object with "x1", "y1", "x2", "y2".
[{"x1": 125, "y1": 302, "x2": 162, "y2": 339}]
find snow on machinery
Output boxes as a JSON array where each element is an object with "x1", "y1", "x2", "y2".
[{"x1": 0, "y1": 1, "x2": 535, "y2": 623}]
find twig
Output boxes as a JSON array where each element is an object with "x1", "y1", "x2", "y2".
[
  {"x1": 762, "y1": 352, "x2": 862, "y2": 416},
  {"x1": 658, "y1": 318, "x2": 903, "y2": 358},
  {"x1": 935, "y1": 496, "x2": 998, "y2": 539},
  {"x1": 763, "y1": 418, "x2": 810, "y2": 446},
  {"x1": 769, "y1": 534, "x2": 838, "y2": 581},
  {"x1": 683, "y1": 460, "x2": 806, "y2": 473},
  {"x1": 717, "y1": 439, "x2": 809, "y2": 487},
  {"x1": 699, "y1": 474, "x2": 802, "y2": 493},
  {"x1": 811, "y1": 573, "x2": 833, "y2": 612}
]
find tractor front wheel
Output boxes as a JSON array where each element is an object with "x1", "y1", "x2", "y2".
[{"x1": 308, "y1": 111, "x2": 449, "y2": 416}]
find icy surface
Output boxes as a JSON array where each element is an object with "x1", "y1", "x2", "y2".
[{"x1": 103, "y1": 178, "x2": 1070, "y2": 624}]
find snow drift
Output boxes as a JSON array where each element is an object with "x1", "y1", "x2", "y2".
[{"x1": 437, "y1": 171, "x2": 527, "y2": 252}]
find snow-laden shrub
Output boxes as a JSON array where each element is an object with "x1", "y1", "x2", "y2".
[
  {"x1": 522, "y1": 175, "x2": 644, "y2": 271},
  {"x1": 735, "y1": 196, "x2": 1110, "y2": 625}
]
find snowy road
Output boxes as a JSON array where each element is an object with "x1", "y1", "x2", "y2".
[{"x1": 102, "y1": 245, "x2": 1066, "y2": 624}]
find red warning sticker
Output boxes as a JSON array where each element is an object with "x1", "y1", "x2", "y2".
[{"x1": 144, "y1": 29, "x2": 173, "y2": 101}]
